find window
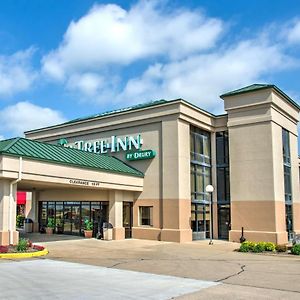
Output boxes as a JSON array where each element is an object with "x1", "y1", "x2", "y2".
[
  {"x1": 139, "y1": 206, "x2": 153, "y2": 226},
  {"x1": 216, "y1": 131, "x2": 230, "y2": 204},
  {"x1": 190, "y1": 126, "x2": 211, "y2": 202},
  {"x1": 282, "y1": 129, "x2": 292, "y2": 204},
  {"x1": 282, "y1": 129, "x2": 291, "y2": 165},
  {"x1": 282, "y1": 128, "x2": 293, "y2": 239},
  {"x1": 216, "y1": 131, "x2": 229, "y2": 165}
]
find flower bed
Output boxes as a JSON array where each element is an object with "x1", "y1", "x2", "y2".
[{"x1": 0, "y1": 238, "x2": 45, "y2": 254}]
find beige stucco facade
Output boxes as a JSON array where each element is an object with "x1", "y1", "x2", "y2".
[{"x1": 0, "y1": 84, "x2": 299, "y2": 246}]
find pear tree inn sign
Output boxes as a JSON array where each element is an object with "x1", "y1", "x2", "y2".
[{"x1": 57, "y1": 135, "x2": 156, "y2": 161}]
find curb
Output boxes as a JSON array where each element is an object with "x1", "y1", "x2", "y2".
[{"x1": 0, "y1": 248, "x2": 48, "y2": 259}]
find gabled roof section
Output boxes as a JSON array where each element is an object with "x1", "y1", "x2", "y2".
[
  {"x1": 220, "y1": 84, "x2": 300, "y2": 110},
  {"x1": 0, "y1": 138, "x2": 143, "y2": 178}
]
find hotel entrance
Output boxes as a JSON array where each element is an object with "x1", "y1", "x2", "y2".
[
  {"x1": 123, "y1": 202, "x2": 133, "y2": 238},
  {"x1": 218, "y1": 205, "x2": 230, "y2": 240},
  {"x1": 39, "y1": 201, "x2": 109, "y2": 237},
  {"x1": 191, "y1": 203, "x2": 211, "y2": 240}
]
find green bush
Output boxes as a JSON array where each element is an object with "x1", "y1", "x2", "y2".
[
  {"x1": 47, "y1": 217, "x2": 55, "y2": 228},
  {"x1": 17, "y1": 238, "x2": 28, "y2": 252},
  {"x1": 291, "y1": 244, "x2": 300, "y2": 255},
  {"x1": 16, "y1": 215, "x2": 25, "y2": 228},
  {"x1": 276, "y1": 244, "x2": 287, "y2": 252},
  {"x1": 265, "y1": 242, "x2": 276, "y2": 252},
  {"x1": 239, "y1": 241, "x2": 256, "y2": 252},
  {"x1": 84, "y1": 220, "x2": 93, "y2": 231},
  {"x1": 253, "y1": 242, "x2": 266, "y2": 253}
]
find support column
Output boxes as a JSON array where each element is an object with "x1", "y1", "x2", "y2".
[
  {"x1": 109, "y1": 190, "x2": 125, "y2": 240},
  {"x1": 0, "y1": 179, "x2": 19, "y2": 246},
  {"x1": 160, "y1": 119, "x2": 192, "y2": 242},
  {"x1": 26, "y1": 190, "x2": 39, "y2": 232}
]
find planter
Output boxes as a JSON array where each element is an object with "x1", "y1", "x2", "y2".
[
  {"x1": 46, "y1": 227, "x2": 54, "y2": 235},
  {"x1": 84, "y1": 230, "x2": 93, "y2": 238}
]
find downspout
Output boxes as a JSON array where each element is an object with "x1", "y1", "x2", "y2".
[{"x1": 9, "y1": 157, "x2": 22, "y2": 245}]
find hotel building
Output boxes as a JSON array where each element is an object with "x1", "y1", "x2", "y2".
[{"x1": 0, "y1": 84, "x2": 299, "y2": 245}]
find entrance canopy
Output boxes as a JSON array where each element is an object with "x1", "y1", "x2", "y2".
[
  {"x1": 0, "y1": 137, "x2": 143, "y2": 246},
  {"x1": 0, "y1": 137, "x2": 144, "y2": 191}
]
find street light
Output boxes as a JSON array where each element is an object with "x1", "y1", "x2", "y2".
[{"x1": 205, "y1": 184, "x2": 214, "y2": 245}]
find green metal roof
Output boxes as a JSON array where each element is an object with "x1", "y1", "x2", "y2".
[
  {"x1": 0, "y1": 137, "x2": 144, "y2": 177},
  {"x1": 220, "y1": 84, "x2": 300, "y2": 110}
]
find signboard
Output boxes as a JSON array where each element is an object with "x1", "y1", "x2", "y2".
[
  {"x1": 125, "y1": 150, "x2": 156, "y2": 161},
  {"x1": 58, "y1": 136, "x2": 156, "y2": 161},
  {"x1": 58, "y1": 135, "x2": 143, "y2": 155},
  {"x1": 69, "y1": 179, "x2": 101, "y2": 187}
]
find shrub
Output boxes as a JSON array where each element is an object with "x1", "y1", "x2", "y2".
[
  {"x1": 239, "y1": 241, "x2": 255, "y2": 252},
  {"x1": 16, "y1": 215, "x2": 25, "y2": 228},
  {"x1": 291, "y1": 244, "x2": 300, "y2": 255},
  {"x1": 265, "y1": 242, "x2": 276, "y2": 252},
  {"x1": 276, "y1": 244, "x2": 287, "y2": 252},
  {"x1": 253, "y1": 242, "x2": 266, "y2": 253},
  {"x1": 17, "y1": 238, "x2": 28, "y2": 252}
]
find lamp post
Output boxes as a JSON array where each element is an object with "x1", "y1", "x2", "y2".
[{"x1": 205, "y1": 184, "x2": 214, "y2": 245}]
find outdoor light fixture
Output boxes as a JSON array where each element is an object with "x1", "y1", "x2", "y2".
[{"x1": 205, "y1": 184, "x2": 214, "y2": 245}]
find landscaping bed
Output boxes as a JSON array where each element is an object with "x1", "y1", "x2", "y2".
[
  {"x1": 238, "y1": 241, "x2": 300, "y2": 255},
  {"x1": 0, "y1": 238, "x2": 47, "y2": 258}
]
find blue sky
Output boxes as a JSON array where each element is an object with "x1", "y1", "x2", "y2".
[{"x1": 0, "y1": 0, "x2": 300, "y2": 139}]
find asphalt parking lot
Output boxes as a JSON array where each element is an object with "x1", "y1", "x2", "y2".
[{"x1": 1, "y1": 235, "x2": 300, "y2": 299}]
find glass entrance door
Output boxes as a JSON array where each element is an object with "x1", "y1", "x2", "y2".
[
  {"x1": 123, "y1": 202, "x2": 133, "y2": 239},
  {"x1": 218, "y1": 205, "x2": 230, "y2": 240},
  {"x1": 192, "y1": 203, "x2": 210, "y2": 240},
  {"x1": 63, "y1": 203, "x2": 81, "y2": 235},
  {"x1": 91, "y1": 202, "x2": 108, "y2": 237}
]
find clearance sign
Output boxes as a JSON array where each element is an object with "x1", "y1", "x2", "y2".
[{"x1": 58, "y1": 135, "x2": 156, "y2": 161}]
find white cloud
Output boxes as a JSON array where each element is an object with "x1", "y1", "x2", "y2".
[
  {"x1": 95, "y1": 39, "x2": 294, "y2": 113},
  {"x1": 286, "y1": 19, "x2": 300, "y2": 44},
  {"x1": 40, "y1": 0, "x2": 300, "y2": 113},
  {"x1": 42, "y1": 1, "x2": 223, "y2": 80},
  {"x1": 0, "y1": 102, "x2": 66, "y2": 137},
  {"x1": 0, "y1": 48, "x2": 37, "y2": 97},
  {"x1": 66, "y1": 72, "x2": 104, "y2": 96}
]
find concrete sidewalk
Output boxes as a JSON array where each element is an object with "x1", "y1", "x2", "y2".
[{"x1": 0, "y1": 259, "x2": 219, "y2": 299}]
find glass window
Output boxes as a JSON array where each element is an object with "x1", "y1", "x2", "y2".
[
  {"x1": 139, "y1": 206, "x2": 153, "y2": 226},
  {"x1": 216, "y1": 131, "x2": 229, "y2": 165},
  {"x1": 81, "y1": 202, "x2": 91, "y2": 230},
  {"x1": 55, "y1": 202, "x2": 64, "y2": 228},
  {"x1": 216, "y1": 131, "x2": 230, "y2": 205},
  {"x1": 282, "y1": 129, "x2": 291, "y2": 165},
  {"x1": 47, "y1": 202, "x2": 55, "y2": 221},
  {"x1": 40, "y1": 202, "x2": 47, "y2": 227},
  {"x1": 282, "y1": 128, "x2": 293, "y2": 239}
]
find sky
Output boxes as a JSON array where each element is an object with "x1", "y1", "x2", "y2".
[{"x1": 0, "y1": 0, "x2": 300, "y2": 140}]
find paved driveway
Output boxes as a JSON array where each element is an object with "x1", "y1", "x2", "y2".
[{"x1": 4, "y1": 236, "x2": 300, "y2": 299}]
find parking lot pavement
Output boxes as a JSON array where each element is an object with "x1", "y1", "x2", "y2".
[
  {"x1": 0, "y1": 259, "x2": 218, "y2": 300},
  {"x1": 11, "y1": 236, "x2": 300, "y2": 299}
]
